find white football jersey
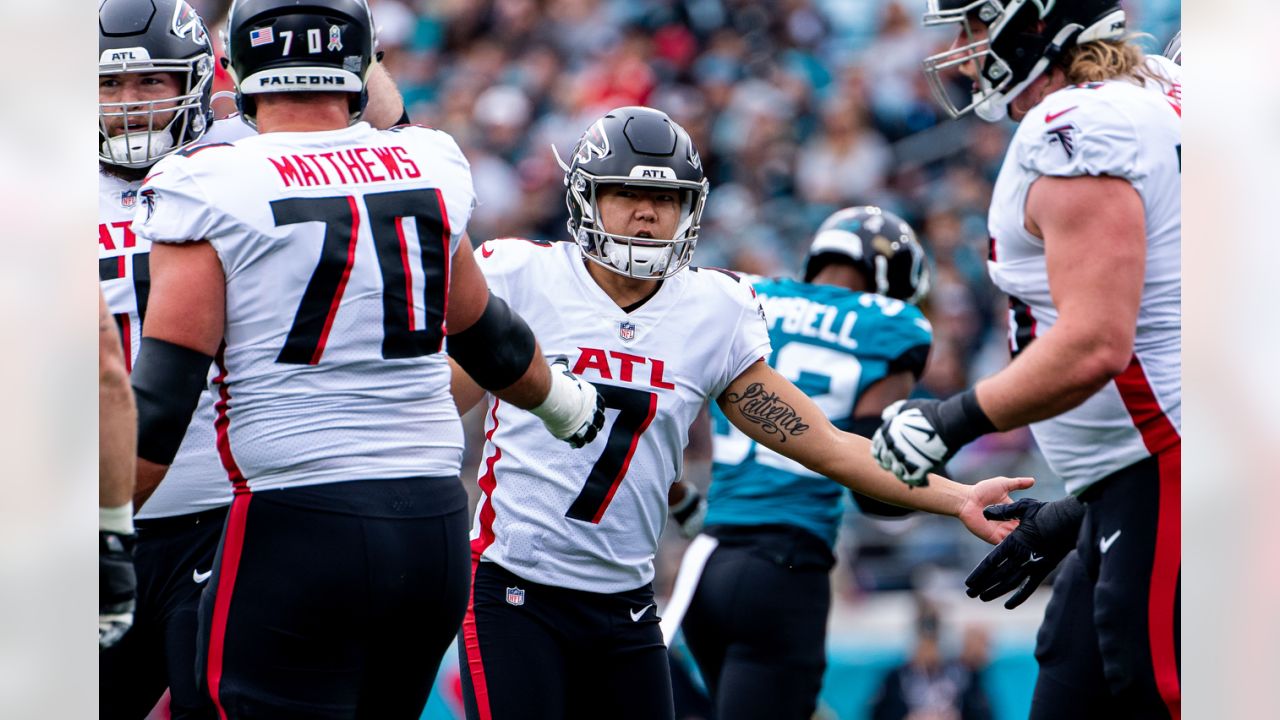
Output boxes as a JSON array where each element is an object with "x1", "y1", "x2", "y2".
[
  {"x1": 99, "y1": 118, "x2": 255, "y2": 519},
  {"x1": 470, "y1": 240, "x2": 771, "y2": 593},
  {"x1": 987, "y1": 57, "x2": 1181, "y2": 494},
  {"x1": 132, "y1": 122, "x2": 475, "y2": 492}
]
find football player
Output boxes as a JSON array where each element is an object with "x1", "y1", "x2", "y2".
[
  {"x1": 126, "y1": 0, "x2": 602, "y2": 716},
  {"x1": 450, "y1": 106, "x2": 1032, "y2": 720},
  {"x1": 874, "y1": 1, "x2": 1181, "y2": 717},
  {"x1": 96, "y1": 0, "x2": 414, "y2": 715},
  {"x1": 670, "y1": 206, "x2": 932, "y2": 720},
  {"x1": 100, "y1": 288, "x2": 137, "y2": 651}
]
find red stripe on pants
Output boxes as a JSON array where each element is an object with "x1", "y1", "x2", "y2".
[
  {"x1": 206, "y1": 491, "x2": 253, "y2": 720},
  {"x1": 1148, "y1": 445, "x2": 1181, "y2": 719},
  {"x1": 461, "y1": 560, "x2": 493, "y2": 720}
]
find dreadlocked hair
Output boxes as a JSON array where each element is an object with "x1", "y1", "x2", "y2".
[{"x1": 1057, "y1": 34, "x2": 1164, "y2": 87}]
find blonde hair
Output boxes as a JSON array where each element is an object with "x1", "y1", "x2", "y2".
[{"x1": 1058, "y1": 34, "x2": 1163, "y2": 87}]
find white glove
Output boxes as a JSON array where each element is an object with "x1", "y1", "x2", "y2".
[
  {"x1": 669, "y1": 487, "x2": 707, "y2": 539},
  {"x1": 871, "y1": 399, "x2": 951, "y2": 487},
  {"x1": 531, "y1": 359, "x2": 606, "y2": 448}
]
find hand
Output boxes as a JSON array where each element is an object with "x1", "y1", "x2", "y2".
[
  {"x1": 956, "y1": 476, "x2": 1035, "y2": 544},
  {"x1": 964, "y1": 497, "x2": 1085, "y2": 608},
  {"x1": 872, "y1": 390, "x2": 997, "y2": 488},
  {"x1": 545, "y1": 359, "x2": 606, "y2": 449},
  {"x1": 669, "y1": 486, "x2": 707, "y2": 539},
  {"x1": 872, "y1": 399, "x2": 952, "y2": 487},
  {"x1": 100, "y1": 530, "x2": 137, "y2": 650}
]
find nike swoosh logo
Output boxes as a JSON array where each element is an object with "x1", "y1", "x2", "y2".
[
  {"x1": 480, "y1": 244, "x2": 494, "y2": 258},
  {"x1": 1099, "y1": 530, "x2": 1121, "y2": 554},
  {"x1": 629, "y1": 604, "x2": 653, "y2": 622},
  {"x1": 193, "y1": 568, "x2": 212, "y2": 584},
  {"x1": 1044, "y1": 106, "x2": 1078, "y2": 124},
  {"x1": 1028, "y1": 553, "x2": 1043, "y2": 563}
]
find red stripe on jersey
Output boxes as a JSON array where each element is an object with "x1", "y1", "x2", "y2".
[
  {"x1": 394, "y1": 216, "x2": 416, "y2": 331},
  {"x1": 117, "y1": 314, "x2": 132, "y2": 373},
  {"x1": 435, "y1": 189, "x2": 452, "y2": 339},
  {"x1": 591, "y1": 390, "x2": 659, "y2": 524},
  {"x1": 205, "y1": 491, "x2": 252, "y2": 720},
  {"x1": 310, "y1": 196, "x2": 361, "y2": 365},
  {"x1": 1115, "y1": 354, "x2": 1180, "y2": 454},
  {"x1": 117, "y1": 254, "x2": 127, "y2": 279},
  {"x1": 470, "y1": 400, "x2": 502, "y2": 560},
  {"x1": 460, "y1": 560, "x2": 493, "y2": 720},
  {"x1": 1149, "y1": 445, "x2": 1182, "y2": 719},
  {"x1": 212, "y1": 348, "x2": 248, "y2": 490}
]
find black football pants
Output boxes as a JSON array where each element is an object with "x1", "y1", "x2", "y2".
[
  {"x1": 1031, "y1": 447, "x2": 1181, "y2": 720},
  {"x1": 195, "y1": 476, "x2": 471, "y2": 719},
  {"x1": 458, "y1": 560, "x2": 674, "y2": 720}
]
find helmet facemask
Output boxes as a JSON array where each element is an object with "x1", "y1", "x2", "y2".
[
  {"x1": 565, "y1": 168, "x2": 709, "y2": 280},
  {"x1": 921, "y1": 0, "x2": 1126, "y2": 122},
  {"x1": 98, "y1": 57, "x2": 214, "y2": 168}
]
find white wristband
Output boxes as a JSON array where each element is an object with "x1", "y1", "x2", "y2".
[
  {"x1": 100, "y1": 502, "x2": 134, "y2": 535},
  {"x1": 530, "y1": 368, "x2": 592, "y2": 439}
]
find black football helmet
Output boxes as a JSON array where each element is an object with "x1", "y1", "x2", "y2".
[
  {"x1": 804, "y1": 207, "x2": 930, "y2": 304},
  {"x1": 98, "y1": 0, "x2": 215, "y2": 168},
  {"x1": 223, "y1": 0, "x2": 376, "y2": 127},
  {"x1": 922, "y1": 0, "x2": 1128, "y2": 121},
  {"x1": 558, "y1": 106, "x2": 710, "y2": 279}
]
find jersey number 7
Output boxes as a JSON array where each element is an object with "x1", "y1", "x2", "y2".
[
  {"x1": 565, "y1": 383, "x2": 658, "y2": 524},
  {"x1": 270, "y1": 188, "x2": 450, "y2": 365}
]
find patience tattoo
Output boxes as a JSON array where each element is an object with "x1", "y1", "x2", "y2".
[{"x1": 724, "y1": 383, "x2": 810, "y2": 442}]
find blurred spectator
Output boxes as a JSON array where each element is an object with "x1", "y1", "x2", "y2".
[
  {"x1": 869, "y1": 602, "x2": 995, "y2": 720},
  {"x1": 796, "y1": 93, "x2": 892, "y2": 207}
]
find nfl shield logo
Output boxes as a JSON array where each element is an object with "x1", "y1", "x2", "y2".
[
  {"x1": 619, "y1": 321, "x2": 636, "y2": 341},
  {"x1": 505, "y1": 586, "x2": 525, "y2": 606},
  {"x1": 120, "y1": 190, "x2": 137, "y2": 208}
]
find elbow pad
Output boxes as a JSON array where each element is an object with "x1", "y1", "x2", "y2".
[
  {"x1": 447, "y1": 293, "x2": 536, "y2": 391},
  {"x1": 132, "y1": 338, "x2": 214, "y2": 465}
]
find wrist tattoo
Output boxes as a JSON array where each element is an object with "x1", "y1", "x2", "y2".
[{"x1": 724, "y1": 383, "x2": 809, "y2": 442}]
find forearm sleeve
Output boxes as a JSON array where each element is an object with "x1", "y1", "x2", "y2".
[{"x1": 132, "y1": 338, "x2": 213, "y2": 465}]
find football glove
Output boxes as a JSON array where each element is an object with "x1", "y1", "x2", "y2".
[
  {"x1": 964, "y1": 497, "x2": 1085, "y2": 609},
  {"x1": 669, "y1": 485, "x2": 707, "y2": 539},
  {"x1": 532, "y1": 358, "x2": 606, "y2": 449},
  {"x1": 99, "y1": 530, "x2": 136, "y2": 649},
  {"x1": 871, "y1": 389, "x2": 996, "y2": 487}
]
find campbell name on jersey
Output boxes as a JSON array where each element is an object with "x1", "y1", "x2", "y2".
[
  {"x1": 471, "y1": 240, "x2": 771, "y2": 593},
  {"x1": 987, "y1": 56, "x2": 1181, "y2": 493},
  {"x1": 132, "y1": 122, "x2": 475, "y2": 492},
  {"x1": 708, "y1": 278, "x2": 932, "y2": 547},
  {"x1": 99, "y1": 118, "x2": 254, "y2": 518}
]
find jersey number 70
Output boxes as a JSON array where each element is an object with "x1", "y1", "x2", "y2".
[{"x1": 270, "y1": 188, "x2": 450, "y2": 365}]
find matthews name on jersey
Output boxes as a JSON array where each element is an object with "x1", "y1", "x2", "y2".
[
  {"x1": 988, "y1": 55, "x2": 1181, "y2": 494},
  {"x1": 99, "y1": 117, "x2": 254, "y2": 518},
  {"x1": 131, "y1": 121, "x2": 475, "y2": 492},
  {"x1": 708, "y1": 277, "x2": 932, "y2": 547},
  {"x1": 471, "y1": 239, "x2": 771, "y2": 593}
]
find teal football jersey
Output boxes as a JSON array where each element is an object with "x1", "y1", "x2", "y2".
[{"x1": 706, "y1": 277, "x2": 933, "y2": 548}]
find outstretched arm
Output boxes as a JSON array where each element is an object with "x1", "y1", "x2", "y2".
[
  {"x1": 445, "y1": 235, "x2": 604, "y2": 446},
  {"x1": 718, "y1": 360, "x2": 1031, "y2": 543}
]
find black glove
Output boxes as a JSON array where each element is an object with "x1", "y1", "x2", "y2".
[
  {"x1": 964, "y1": 497, "x2": 1085, "y2": 609},
  {"x1": 99, "y1": 530, "x2": 137, "y2": 649}
]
